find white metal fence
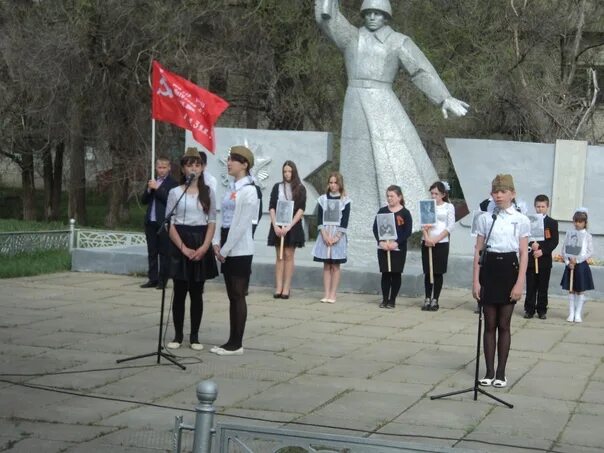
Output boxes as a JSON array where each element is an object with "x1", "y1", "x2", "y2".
[{"x1": 0, "y1": 219, "x2": 146, "y2": 256}]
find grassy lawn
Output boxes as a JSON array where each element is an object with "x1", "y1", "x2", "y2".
[{"x1": 0, "y1": 249, "x2": 71, "y2": 278}]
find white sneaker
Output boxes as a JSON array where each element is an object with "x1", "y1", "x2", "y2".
[
  {"x1": 215, "y1": 347, "x2": 244, "y2": 356},
  {"x1": 167, "y1": 341, "x2": 181, "y2": 349},
  {"x1": 566, "y1": 315, "x2": 575, "y2": 322},
  {"x1": 210, "y1": 345, "x2": 221, "y2": 353},
  {"x1": 190, "y1": 343, "x2": 204, "y2": 351},
  {"x1": 574, "y1": 315, "x2": 582, "y2": 323}
]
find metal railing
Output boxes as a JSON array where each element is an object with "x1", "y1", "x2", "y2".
[
  {"x1": 173, "y1": 380, "x2": 474, "y2": 453},
  {"x1": 0, "y1": 219, "x2": 146, "y2": 256}
]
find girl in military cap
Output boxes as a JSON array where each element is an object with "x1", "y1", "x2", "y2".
[{"x1": 472, "y1": 174, "x2": 529, "y2": 388}]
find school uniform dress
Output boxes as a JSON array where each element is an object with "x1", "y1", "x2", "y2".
[
  {"x1": 560, "y1": 230, "x2": 595, "y2": 292},
  {"x1": 267, "y1": 182, "x2": 306, "y2": 248},
  {"x1": 372, "y1": 206, "x2": 413, "y2": 273},
  {"x1": 312, "y1": 194, "x2": 351, "y2": 264},
  {"x1": 421, "y1": 202, "x2": 455, "y2": 274},
  {"x1": 166, "y1": 186, "x2": 219, "y2": 282},
  {"x1": 141, "y1": 174, "x2": 178, "y2": 284},
  {"x1": 524, "y1": 215, "x2": 559, "y2": 315},
  {"x1": 476, "y1": 207, "x2": 530, "y2": 305},
  {"x1": 217, "y1": 176, "x2": 257, "y2": 277}
]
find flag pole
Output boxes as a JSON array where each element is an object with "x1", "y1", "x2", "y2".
[{"x1": 151, "y1": 119, "x2": 156, "y2": 179}]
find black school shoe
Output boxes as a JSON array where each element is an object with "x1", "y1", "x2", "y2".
[
  {"x1": 538, "y1": 313, "x2": 547, "y2": 320},
  {"x1": 524, "y1": 312, "x2": 534, "y2": 319},
  {"x1": 140, "y1": 280, "x2": 158, "y2": 288}
]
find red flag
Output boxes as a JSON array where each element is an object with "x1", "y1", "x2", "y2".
[{"x1": 152, "y1": 60, "x2": 229, "y2": 153}]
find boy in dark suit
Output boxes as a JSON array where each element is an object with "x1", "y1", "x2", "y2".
[
  {"x1": 141, "y1": 156, "x2": 177, "y2": 289},
  {"x1": 524, "y1": 195, "x2": 559, "y2": 319}
]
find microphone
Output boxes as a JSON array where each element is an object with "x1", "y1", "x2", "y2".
[
  {"x1": 185, "y1": 173, "x2": 197, "y2": 186},
  {"x1": 492, "y1": 207, "x2": 500, "y2": 220}
]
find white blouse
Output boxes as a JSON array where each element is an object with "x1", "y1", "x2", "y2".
[
  {"x1": 476, "y1": 206, "x2": 530, "y2": 253},
  {"x1": 561, "y1": 229, "x2": 593, "y2": 265},
  {"x1": 166, "y1": 185, "x2": 216, "y2": 226},
  {"x1": 426, "y1": 202, "x2": 455, "y2": 243}
]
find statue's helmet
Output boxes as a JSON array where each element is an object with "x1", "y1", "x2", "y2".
[{"x1": 360, "y1": 0, "x2": 392, "y2": 19}]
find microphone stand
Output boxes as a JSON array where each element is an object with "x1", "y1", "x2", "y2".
[
  {"x1": 430, "y1": 209, "x2": 513, "y2": 408},
  {"x1": 117, "y1": 177, "x2": 197, "y2": 370}
]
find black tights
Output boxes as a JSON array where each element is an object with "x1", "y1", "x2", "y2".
[
  {"x1": 381, "y1": 272, "x2": 402, "y2": 304},
  {"x1": 424, "y1": 274, "x2": 443, "y2": 300},
  {"x1": 172, "y1": 279, "x2": 204, "y2": 343},
  {"x1": 221, "y1": 273, "x2": 248, "y2": 351},
  {"x1": 482, "y1": 304, "x2": 514, "y2": 380}
]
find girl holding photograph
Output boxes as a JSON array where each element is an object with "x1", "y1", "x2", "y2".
[
  {"x1": 312, "y1": 172, "x2": 351, "y2": 304},
  {"x1": 421, "y1": 181, "x2": 456, "y2": 311},
  {"x1": 267, "y1": 160, "x2": 307, "y2": 299},
  {"x1": 561, "y1": 208, "x2": 594, "y2": 323},
  {"x1": 165, "y1": 148, "x2": 218, "y2": 351},
  {"x1": 473, "y1": 174, "x2": 529, "y2": 389},
  {"x1": 372, "y1": 185, "x2": 412, "y2": 309}
]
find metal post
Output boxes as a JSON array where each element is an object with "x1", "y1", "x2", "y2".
[
  {"x1": 192, "y1": 380, "x2": 218, "y2": 453},
  {"x1": 69, "y1": 218, "x2": 76, "y2": 251}
]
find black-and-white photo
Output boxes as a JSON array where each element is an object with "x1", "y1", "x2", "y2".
[
  {"x1": 564, "y1": 230, "x2": 584, "y2": 257},
  {"x1": 376, "y1": 213, "x2": 397, "y2": 241},
  {"x1": 527, "y1": 213, "x2": 545, "y2": 241},
  {"x1": 419, "y1": 199, "x2": 436, "y2": 226},
  {"x1": 470, "y1": 210, "x2": 485, "y2": 237},
  {"x1": 323, "y1": 199, "x2": 341, "y2": 225},
  {"x1": 275, "y1": 200, "x2": 294, "y2": 226}
]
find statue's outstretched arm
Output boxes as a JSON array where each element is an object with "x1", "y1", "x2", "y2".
[
  {"x1": 314, "y1": 0, "x2": 356, "y2": 49},
  {"x1": 399, "y1": 37, "x2": 469, "y2": 117}
]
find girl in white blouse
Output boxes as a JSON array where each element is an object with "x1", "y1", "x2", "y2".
[
  {"x1": 211, "y1": 146, "x2": 257, "y2": 356},
  {"x1": 472, "y1": 174, "x2": 529, "y2": 389},
  {"x1": 560, "y1": 208, "x2": 594, "y2": 323},
  {"x1": 421, "y1": 181, "x2": 456, "y2": 311},
  {"x1": 165, "y1": 149, "x2": 218, "y2": 351}
]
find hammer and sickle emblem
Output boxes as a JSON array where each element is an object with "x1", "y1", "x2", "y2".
[{"x1": 156, "y1": 76, "x2": 173, "y2": 97}]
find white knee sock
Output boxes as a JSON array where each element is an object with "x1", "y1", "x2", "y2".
[
  {"x1": 567, "y1": 294, "x2": 576, "y2": 322},
  {"x1": 575, "y1": 294, "x2": 585, "y2": 323}
]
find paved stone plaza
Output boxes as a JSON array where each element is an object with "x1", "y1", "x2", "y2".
[{"x1": 1, "y1": 272, "x2": 603, "y2": 452}]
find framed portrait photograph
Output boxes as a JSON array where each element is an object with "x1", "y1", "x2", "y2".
[
  {"x1": 470, "y1": 210, "x2": 486, "y2": 237},
  {"x1": 275, "y1": 200, "x2": 294, "y2": 226},
  {"x1": 564, "y1": 230, "x2": 585, "y2": 258},
  {"x1": 419, "y1": 199, "x2": 436, "y2": 226},
  {"x1": 527, "y1": 213, "x2": 545, "y2": 241},
  {"x1": 323, "y1": 199, "x2": 341, "y2": 226},
  {"x1": 376, "y1": 213, "x2": 397, "y2": 241}
]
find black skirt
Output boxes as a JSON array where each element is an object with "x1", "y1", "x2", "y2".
[
  {"x1": 479, "y1": 252, "x2": 518, "y2": 305},
  {"x1": 267, "y1": 222, "x2": 305, "y2": 248},
  {"x1": 169, "y1": 224, "x2": 218, "y2": 282},
  {"x1": 560, "y1": 261, "x2": 594, "y2": 292},
  {"x1": 421, "y1": 242, "x2": 449, "y2": 274},
  {"x1": 220, "y1": 227, "x2": 253, "y2": 277},
  {"x1": 377, "y1": 247, "x2": 407, "y2": 273}
]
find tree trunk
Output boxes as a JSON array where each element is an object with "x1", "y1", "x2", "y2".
[
  {"x1": 21, "y1": 149, "x2": 36, "y2": 221},
  {"x1": 51, "y1": 142, "x2": 64, "y2": 221},
  {"x1": 105, "y1": 148, "x2": 128, "y2": 228},
  {"x1": 42, "y1": 144, "x2": 53, "y2": 221},
  {"x1": 68, "y1": 103, "x2": 87, "y2": 224}
]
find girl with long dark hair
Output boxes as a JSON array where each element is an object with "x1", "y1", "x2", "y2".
[
  {"x1": 267, "y1": 160, "x2": 307, "y2": 299},
  {"x1": 165, "y1": 148, "x2": 218, "y2": 351}
]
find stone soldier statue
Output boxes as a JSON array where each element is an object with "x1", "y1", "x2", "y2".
[{"x1": 315, "y1": 0, "x2": 468, "y2": 259}]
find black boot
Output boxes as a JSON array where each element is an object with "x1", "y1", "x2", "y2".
[{"x1": 430, "y1": 299, "x2": 439, "y2": 311}]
